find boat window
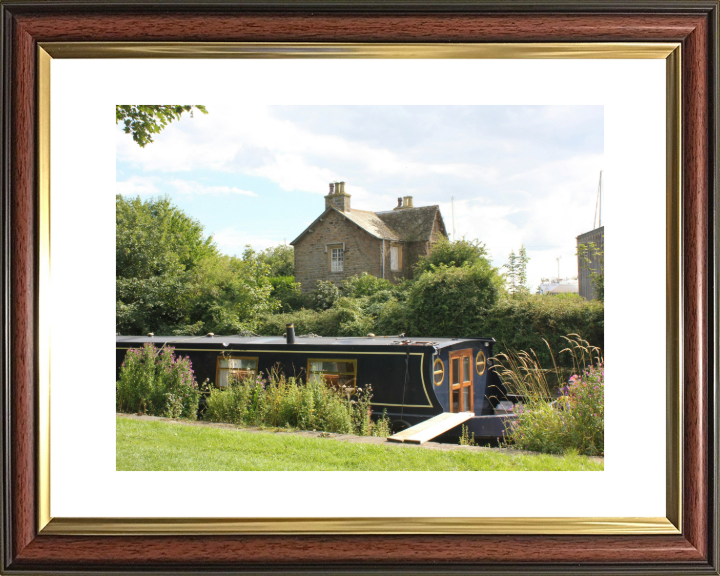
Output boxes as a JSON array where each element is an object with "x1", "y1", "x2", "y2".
[
  {"x1": 476, "y1": 351, "x2": 487, "y2": 375},
  {"x1": 433, "y1": 358, "x2": 445, "y2": 386},
  {"x1": 308, "y1": 358, "x2": 357, "y2": 390},
  {"x1": 216, "y1": 356, "x2": 258, "y2": 388},
  {"x1": 449, "y1": 349, "x2": 474, "y2": 413},
  {"x1": 452, "y1": 389, "x2": 460, "y2": 412}
]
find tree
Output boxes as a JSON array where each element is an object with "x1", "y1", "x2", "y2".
[
  {"x1": 504, "y1": 244, "x2": 530, "y2": 296},
  {"x1": 407, "y1": 260, "x2": 505, "y2": 337},
  {"x1": 577, "y1": 241, "x2": 604, "y2": 302},
  {"x1": 116, "y1": 105, "x2": 208, "y2": 147},
  {"x1": 414, "y1": 237, "x2": 489, "y2": 274},
  {"x1": 116, "y1": 195, "x2": 218, "y2": 335},
  {"x1": 116, "y1": 195, "x2": 276, "y2": 335},
  {"x1": 256, "y1": 244, "x2": 295, "y2": 277}
]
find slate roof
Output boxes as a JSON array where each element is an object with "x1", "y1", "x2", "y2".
[
  {"x1": 290, "y1": 205, "x2": 446, "y2": 245},
  {"x1": 343, "y1": 208, "x2": 399, "y2": 240},
  {"x1": 376, "y1": 205, "x2": 446, "y2": 242}
]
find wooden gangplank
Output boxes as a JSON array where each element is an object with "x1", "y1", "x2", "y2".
[{"x1": 387, "y1": 412, "x2": 474, "y2": 445}]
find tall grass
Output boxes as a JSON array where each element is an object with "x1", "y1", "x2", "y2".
[
  {"x1": 204, "y1": 367, "x2": 387, "y2": 436},
  {"x1": 493, "y1": 335, "x2": 604, "y2": 456},
  {"x1": 116, "y1": 344, "x2": 199, "y2": 419}
]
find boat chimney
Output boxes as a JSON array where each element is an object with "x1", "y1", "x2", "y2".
[{"x1": 286, "y1": 323, "x2": 296, "y2": 345}]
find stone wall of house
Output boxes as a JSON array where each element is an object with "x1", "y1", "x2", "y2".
[
  {"x1": 294, "y1": 213, "x2": 383, "y2": 293},
  {"x1": 430, "y1": 212, "x2": 446, "y2": 242}
]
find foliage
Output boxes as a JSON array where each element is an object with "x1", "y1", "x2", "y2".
[
  {"x1": 259, "y1": 290, "x2": 602, "y2": 370},
  {"x1": 258, "y1": 296, "x2": 402, "y2": 338},
  {"x1": 269, "y1": 276, "x2": 305, "y2": 313},
  {"x1": 494, "y1": 336, "x2": 604, "y2": 456},
  {"x1": 341, "y1": 272, "x2": 393, "y2": 298},
  {"x1": 116, "y1": 344, "x2": 199, "y2": 419},
  {"x1": 504, "y1": 244, "x2": 530, "y2": 296},
  {"x1": 116, "y1": 195, "x2": 276, "y2": 335},
  {"x1": 116, "y1": 105, "x2": 208, "y2": 147},
  {"x1": 311, "y1": 280, "x2": 340, "y2": 311},
  {"x1": 406, "y1": 261, "x2": 504, "y2": 337},
  {"x1": 256, "y1": 244, "x2": 295, "y2": 277},
  {"x1": 186, "y1": 254, "x2": 277, "y2": 334},
  {"x1": 459, "y1": 424, "x2": 476, "y2": 446},
  {"x1": 577, "y1": 240, "x2": 604, "y2": 302},
  {"x1": 481, "y1": 295, "x2": 604, "y2": 368},
  {"x1": 204, "y1": 368, "x2": 376, "y2": 436},
  {"x1": 116, "y1": 195, "x2": 217, "y2": 335},
  {"x1": 372, "y1": 410, "x2": 392, "y2": 438},
  {"x1": 414, "y1": 236, "x2": 489, "y2": 274}
]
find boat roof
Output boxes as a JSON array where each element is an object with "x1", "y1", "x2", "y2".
[{"x1": 116, "y1": 334, "x2": 495, "y2": 350}]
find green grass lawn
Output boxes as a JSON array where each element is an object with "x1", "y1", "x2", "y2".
[{"x1": 116, "y1": 417, "x2": 603, "y2": 471}]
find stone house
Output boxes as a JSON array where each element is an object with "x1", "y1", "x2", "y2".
[{"x1": 290, "y1": 181, "x2": 448, "y2": 293}]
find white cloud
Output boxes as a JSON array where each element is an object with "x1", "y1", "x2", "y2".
[
  {"x1": 116, "y1": 104, "x2": 603, "y2": 286},
  {"x1": 169, "y1": 179, "x2": 257, "y2": 197},
  {"x1": 115, "y1": 176, "x2": 161, "y2": 196}
]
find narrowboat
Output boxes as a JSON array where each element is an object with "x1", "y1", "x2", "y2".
[{"x1": 116, "y1": 328, "x2": 516, "y2": 440}]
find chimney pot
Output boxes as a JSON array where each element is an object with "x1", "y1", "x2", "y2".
[{"x1": 329, "y1": 183, "x2": 335, "y2": 194}]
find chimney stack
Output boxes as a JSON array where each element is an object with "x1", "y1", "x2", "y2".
[
  {"x1": 393, "y1": 195, "x2": 414, "y2": 210},
  {"x1": 325, "y1": 181, "x2": 351, "y2": 212}
]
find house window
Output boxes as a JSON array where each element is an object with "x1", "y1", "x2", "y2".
[
  {"x1": 390, "y1": 246, "x2": 402, "y2": 271},
  {"x1": 308, "y1": 359, "x2": 357, "y2": 390},
  {"x1": 331, "y1": 247, "x2": 344, "y2": 272},
  {"x1": 215, "y1": 356, "x2": 258, "y2": 388}
]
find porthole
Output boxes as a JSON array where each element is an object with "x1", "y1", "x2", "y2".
[
  {"x1": 476, "y1": 351, "x2": 487, "y2": 376},
  {"x1": 433, "y1": 358, "x2": 445, "y2": 386}
]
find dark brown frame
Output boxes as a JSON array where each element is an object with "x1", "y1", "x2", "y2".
[{"x1": 1, "y1": 1, "x2": 717, "y2": 573}]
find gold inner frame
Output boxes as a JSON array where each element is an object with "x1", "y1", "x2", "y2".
[
  {"x1": 38, "y1": 41, "x2": 682, "y2": 536},
  {"x1": 476, "y1": 350, "x2": 487, "y2": 376}
]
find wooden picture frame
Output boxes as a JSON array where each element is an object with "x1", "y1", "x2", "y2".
[{"x1": 1, "y1": 1, "x2": 717, "y2": 573}]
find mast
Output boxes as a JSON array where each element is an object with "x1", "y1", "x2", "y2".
[
  {"x1": 593, "y1": 170, "x2": 603, "y2": 229},
  {"x1": 599, "y1": 170, "x2": 602, "y2": 227}
]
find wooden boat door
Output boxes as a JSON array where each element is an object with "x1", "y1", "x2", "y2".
[{"x1": 448, "y1": 349, "x2": 474, "y2": 413}]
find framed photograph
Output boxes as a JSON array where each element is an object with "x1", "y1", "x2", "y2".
[{"x1": 1, "y1": 1, "x2": 717, "y2": 573}]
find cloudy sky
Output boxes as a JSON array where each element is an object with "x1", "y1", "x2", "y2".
[{"x1": 116, "y1": 104, "x2": 603, "y2": 289}]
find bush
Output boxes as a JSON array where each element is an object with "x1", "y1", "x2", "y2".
[
  {"x1": 414, "y1": 237, "x2": 489, "y2": 274},
  {"x1": 496, "y1": 336, "x2": 604, "y2": 456},
  {"x1": 312, "y1": 280, "x2": 340, "y2": 311},
  {"x1": 482, "y1": 295, "x2": 604, "y2": 367},
  {"x1": 116, "y1": 343, "x2": 199, "y2": 419},
  {"x1": 341, "y1": 272, "x2": 393, "y2": 298},
  {"x1": 508, "y1": 364, "x2": 604, "y2": 456},
  {"x1": 406, "y1": 261, "x2": 504, "y2": 337},
  {"x1": 373, "y1": 298, "x2": 411, "y2": 336},
  {"x1": 269, "y1": 276, "x2": 305, "y2": 313},
  {"x1": 204, "y1": 369, "x2": 376, "y2": 435}
]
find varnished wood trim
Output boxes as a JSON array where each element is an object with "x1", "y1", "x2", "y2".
[
  {"x1": 10, "y1": 19, "x2": 37, "y2": 562},
  {"x1": 1, "y1": 4, "x2": 715, "y2": 572}
]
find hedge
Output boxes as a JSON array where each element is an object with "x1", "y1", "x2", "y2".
[{"x1": 259, "y1": 293, "x2": 602, "y2": 369}]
